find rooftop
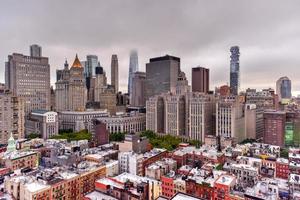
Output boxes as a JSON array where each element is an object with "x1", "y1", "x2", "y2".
[{"x1": 215, "y1": 175, "x2": 235, "y2": 186}]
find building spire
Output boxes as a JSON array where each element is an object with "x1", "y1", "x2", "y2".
[{"x1": 71, "y1": 54, "x2": 82, "y2": 68}]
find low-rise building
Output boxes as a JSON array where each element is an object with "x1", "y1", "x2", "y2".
[
  {"x1": 25, "y1": 110, "x2": 58, "y2": 139},
  {"x1": 96, "y1": 112, "x2": 146, "y2": 134},
  {"x1": 58, "y1": 110, "x2": 109, "y2": 132}
]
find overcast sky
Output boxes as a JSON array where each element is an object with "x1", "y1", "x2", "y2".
[{"x1": 1, "y1": 0, "x2": 300, "y2": 94}]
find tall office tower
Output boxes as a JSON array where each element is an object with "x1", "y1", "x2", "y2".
[
  {"x1": 263, "y1": 111, "x2": 286, "y2": 147},
  {"x1": 175, "y1": 71, "x2": 190, "y2": 95},
  {"x1": 84, "y1": 55, "x2": 98, "y2": 100},
  {"x1": 185, "y1": 93, "x2": 215, "y2": 142},
  {"x1": 93, "y1": 65, "x2": 117, "y2": 115},
  {"x1": 192, "y1": 67, "x2": 209, "y2": 93},
  {"x1": 230, "y1": 46, "x2": 240, "y2": 95},
  {"x1": 0, "y1": 87, "x2": 25, "y2": 144},
  {"x1": 245, "y1": 104, "x2": 264, "y2": 140},
  {"x1": 164, "y1": 94, "x2": 186, "y2": 136},
  {"x1": 111, "y1": 54, "x2": 119, "y2": 93},
  {"x1": 146, "y1": 96, "x2": 165, "y2": 133},
  {"x1": 216, "y1": 96, "x2": 245, "y2": 143},
  {"x1": 131, "y1": 72, "x2": 146, "y2": 107},
  {"x1": 5, "y1": 45, "x2": 50, "y2": 115},
  {"x1": 30, "y1": 44, "x2": 42, "y2": 57},
  {"x1": 55, "y1": 55, "x2": 87, "y2": 111},
  {"x1": 145, "y1": 55, "x2": 180, "y2": 100},
  {"x1": 276, "y1": 76, "x2": 292, "y2": 102},
  {"x1": 85, "y1": 55, "x2": 98, "y2": 78},
  {"x1": 128, "y1": 50, "x2": 139, "y2": 95}
]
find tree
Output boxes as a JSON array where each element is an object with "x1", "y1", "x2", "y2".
[
  {"x1": 109, "y1": 132, "x2": 125, "y2": 142},
  {"x1": 215, "y1": 164, "x2": 223, "y2": 170},
  {"x1": 280, "y1": 148, "x2": 289, "y2": 158},
  {"x1": 51, "y1": 129, "x2": 92, "y2": 141},
  {"x1": 27, "y1": 133, "x2": 40, "y2": 139},
  {"x1": 240, "y1": 138, "x2": 256, "y2": 144}
]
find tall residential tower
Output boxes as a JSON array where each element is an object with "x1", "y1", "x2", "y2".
[{"x1": 230, "y1": 46, "x2": 240, "y2": 95}]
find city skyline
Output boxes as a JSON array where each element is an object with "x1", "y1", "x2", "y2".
[{"x1": 1, "y1": 1, "x2": 300, "y2": 95}]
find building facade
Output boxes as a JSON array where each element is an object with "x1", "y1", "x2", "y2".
[
  {"x1": 58, "y1": 110, "x2": 109, "y2": 132},
  {"x1": 95, "y1": 112, "x2": 146, "y2": 134},
  {"x1": 5, "y1": 45, "x2": 50, "y2": 115},
  {"x1": 230, "y1": 46, "x2": 240, "y2": 95},
  {"x1": 216, "y1": 97, "x2": 245, "y2": 143},
  {"x1": 111, "y1": 54, "x2": 119, "y2": 93},
  {"x1": 145, "y1": 55, "x2": 180, "y2": 100},
  {"x1": 192, "y1": 66, "x2": 209, "y2": 93},
  {"x1": 164, "y1": 94, "x2": 186, "y2": 136},
  {"x1": 55, "y1": 55, "x2": 87, "y2": 112},
  {"x1": 25, "y1": 110, "x2": 58, "y2": 139},
  {"x1": 186, "y1": 93, "x2": 216, "y2": 142},
  {"x1": 276, "y1": 76, "x2": 292, "y2": 102},
  {"x1": 263, "y1": 111, "x2": 286, "y2": 147},
  {"x1": 146, "y1": 96, "x2": 165, "y2": 133},
  {"x1": 130, "y1": 71, "x2": 146, "y2": 107},
  {"x1": 245, "y1": 104, "x2": 264, "y2": 140},
  {"x1": 0, "y1": 88, "x2": 25, "y2": 144},
  {"x1": 128, "y1": 50, "x2": 139, "y2": 96}
]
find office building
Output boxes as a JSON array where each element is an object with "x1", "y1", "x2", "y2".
[
  {"x1": 25, "y1": 110, "x2": 58, "y2": 139},
  {"x1": 130, "y1": 71, "x2": 146, "y2": 106},
  {"x1": 92, "y1": 120, "x2": 109, "y2": 146},
  {"x1": 58, "y1": 110, "x2": 109, "y2": 132},
  {"x1": 192, "y1": 67, "x2": 209, "y2": 93},
  {"x1": 30, "y1": 44, "x2": 42, "y2": 57},
  {"x1": 164, "y1": 94, "x2": 186, "y2": 136},
  {"x1": 5, "y1": 45, "x2": 51, "y2": 115},
  {"x1": 85, "y1": 55, "x2": 98, "y2": 78},
  {"x1": 186, "y1": 93, "x2": 216, "y2": 142},
  {"x1": 276, "y1": 76, "x2": 292, "y2": 102},
  {"x1": 111, "y1": 54, "x2": 119, "y2": 93},
  {"x1": 216, "y1": 96, "x2": 245, "y2": 143},
  {"x1": 95, "y1": 112, "x2": 146, "y2": 134},
  {"x1": 245, "y1": 88, "x2": 276, "y2": 110},
  {"x1": 128, "y1": 50, "x2": 139, "y2": 96},
  {"x1": 146, "y1": 96, "x2": 165, "y2": 133},
  {"x1": 55, "y1": 55, "x2": 87, "y2": 111},
  {"x1": 0, "y1": 88, "x2": 25, "y2": 144},
  {"x1": 230, "y1": 46, "x2": 240, "y2": 95},
  {"x1": 145, "y1": 55, "x2": 180, "y2": 100},
  {"x1": 245, "y1": 104, "x2": 264, "y2": 140},
  {"x1": 263, "y1": 110, "x2": 286, "y2": 147}
]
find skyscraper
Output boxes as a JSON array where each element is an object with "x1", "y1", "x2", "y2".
[
  {"x1": 111, "y1": 54, "x2": 119, "y2": 93},
  {"x1": 85, "y1": 55, "x2": 98, "y2": 78},
  {"x1": 192, "y1": 67, "x2": 209, "y2": 93},
  {"x1": 276, "y1": 76, "x2": 292, "y2": 101},
  {"x1": 128, "y1": 50, "x2": 139, "y2": 95},
  {"x1": 131, "y1": 71, "x2": 146, "y2": 107},
  {"x1": 230, "y1": 46, "x2": 240, "y2": 95},
  {"x1": 55, "y1": 54, "x2": 87, "y2": 111},
  {"x1": 30, "y1": 44, "x2": 42, "y2": 57},
  {"x1": 145, "y1": 55, "x2": 180, "y2": 100},
  {"x1": 5, "y1": 45, "x2": 50, "y2": 115}
]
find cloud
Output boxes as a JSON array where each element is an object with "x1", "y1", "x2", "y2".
[{"x1": 0, "y1": 0, "x2": 300, "y2": 94}]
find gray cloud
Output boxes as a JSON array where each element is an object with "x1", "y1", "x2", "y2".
[{"x1": 0, "y1": 0, "x2": 300, "y2": 94}]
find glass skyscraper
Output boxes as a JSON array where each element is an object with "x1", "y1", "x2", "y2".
[
  {"x1": 276, "y1": 76, "x2": 292, "y2": 101},
  {"x1": 128, "y1": 50, "x2": 139, "y2": 95}
]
